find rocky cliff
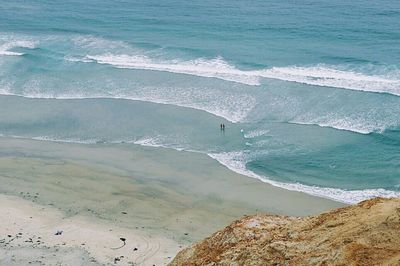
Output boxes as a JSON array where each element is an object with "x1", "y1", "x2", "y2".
[{"x1": 170, "y1": 198, "x2": 400, "y2": 266}]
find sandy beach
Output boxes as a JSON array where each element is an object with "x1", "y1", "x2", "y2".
[
  {"x1": 0, "y1": 194, "x2": 179, "y2": 265},
  {"x1": 0, "y1": 137, "x2": 344, "y2": 265}
]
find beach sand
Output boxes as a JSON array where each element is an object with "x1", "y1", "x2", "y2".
[
  {"x1": 0, "y1": 137, "x2": 344, "y2": 265},
  {"x1": 0, "y1": 194, "x2": 178, "y2": 265}
]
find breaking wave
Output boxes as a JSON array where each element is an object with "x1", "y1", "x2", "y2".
[
  {"x1": 0, "y1": 40, "x2": 36, "y2": 56},
  {"x1": 71, "y1": 53, "x2": 400, "y2": 96},
  {"x1": 208, "y1": 151, "x2": 400, "y2": 204}
]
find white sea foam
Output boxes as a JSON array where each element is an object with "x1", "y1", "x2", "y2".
[
  {"x1": 208, "y1": 151, "x2": 400, "y2": 204},
  {"x1": 290, "y1": 115, "x2": 392, "y2": 135},
  {"x1": 290, "y1": 120, "x2": 372, "y2": 135},
  {"x1": 118, "y1": 87, "x2": 256, "y2": 123},
  {"x1": 131, "y1": 137, "x2": 186, "y2": 151},
  {"x1": 0, "y1": 40, "x2": 36, "y2": 56},
  {"x1": 0, "y1": 86, "x2": 255, "y2": 123},
  {"x1": 1, "y1": 33, "x2": 399, "y2": 96},
  {"x1": 73, "y1": 53, "x2": 400, "y2": 96},
  {"x1": 259, "y1": 66, "x2": 400, "y2": 96},
  {"x1": 21, "y1": 135, "x2": 160, "y2": 146},
  {"x1": 132, "y1": 137, "x2": 162, "y2": 147},
  {"x1": 81, "y1": 54, "x2": 261, "y2": 85},
  {"x1": 32, "y1": 137, "x2": 99, "y2": 144},
  {"x1": 244, "y1": 129, "x2": 270, "y2": 139}
]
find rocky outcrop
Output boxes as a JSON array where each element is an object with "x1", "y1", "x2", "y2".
[{"x1": 170, "y1": 198, "x2": 400, "y2": 266}]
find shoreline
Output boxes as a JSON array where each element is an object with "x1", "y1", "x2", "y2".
[
  {"x1": 0, "y1": 136, "x2": 344, "y2": 264},
  {"x1": 4, "y1": 132, "x2": 397, "y2": 205},
  {"x1": 0, "y1": 94, "x2": 398, "y2": 204}
]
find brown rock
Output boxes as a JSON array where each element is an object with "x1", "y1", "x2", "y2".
[{"x1": 170, "y1": 197, "x2": 400, "y2": 266}]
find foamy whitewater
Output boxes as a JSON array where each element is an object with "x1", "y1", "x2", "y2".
[
  {"x1": 75, "y1": 54, "x2": 400, "y2": 95},
  {"x1": 1, "y1": 0, "x2": 399, "y2": 203},
  {"x1": 207, "y1": 152, "x2": 400, "y2": 204},
  {"x1": 0, "y1": 39, "x2": 36, "y2": 56}
]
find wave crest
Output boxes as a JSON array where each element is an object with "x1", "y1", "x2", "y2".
[
  {"x1": 0, "y1": 40, "x2": 36, "y2": 56},
  {"x1": 208, "y1": 151, "x2": 400, "y2": 204},
  {"x1": 290, "y1": 119, "x2": 381, "y2": 135},
  {"x1": 76, "y1": 54, "x2": 261, "y2": 85},
  {"x1": 259, "y1": 66, "x2": 400, "y2": 96},
  {"x1": 70, "y1": 53, "x2": 400, "y2": 96}
]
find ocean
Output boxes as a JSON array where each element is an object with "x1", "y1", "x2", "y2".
[{"x1": 0, "y1": 0, "x2": 399, "y2": 203}]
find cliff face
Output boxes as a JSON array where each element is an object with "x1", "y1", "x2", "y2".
[{"x1": 171, "y1": 198, "x2": 400, "y2": 266}]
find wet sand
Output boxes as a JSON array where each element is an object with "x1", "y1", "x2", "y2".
[{"x1": 0, "y1": 137, "x2": 344, "y2": 265}]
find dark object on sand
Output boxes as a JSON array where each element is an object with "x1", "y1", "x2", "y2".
[
  {"x1": 133, "y1": 247, "x2": 138, "y2": 251},
  {"x1": 111, "y1": 237, "x2": 126, "y2": 250},
  {"x1": 55, "y1": 230, "x2": 63, "y2": 236}
]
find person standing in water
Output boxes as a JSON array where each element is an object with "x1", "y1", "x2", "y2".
[{"x1": 220, "y1": 123, "x2": 226, "y2": 131}]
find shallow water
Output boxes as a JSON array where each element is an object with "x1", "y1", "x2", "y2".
[
  {"x1": 0, "y1": 138, "x2": 342, "y2": 245},
  {"x1": 0, "y1": 0, "x2": 399, "y2": 203}
]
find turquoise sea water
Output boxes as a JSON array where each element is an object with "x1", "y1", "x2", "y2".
[{"x1": 0, "y1": 0, "x2": 399, "y2": 203}]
